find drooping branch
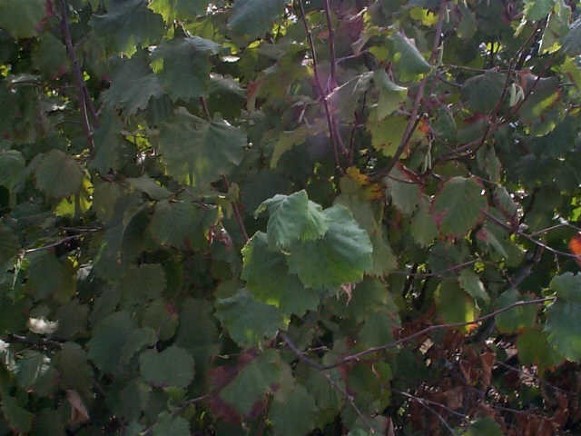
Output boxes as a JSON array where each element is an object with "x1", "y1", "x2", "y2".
[{"x1": 59, "y1": 0, "x2": 98, "y2": 150}]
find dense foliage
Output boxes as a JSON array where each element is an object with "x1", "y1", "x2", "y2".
[{"x1": 0, "y1": 0, "x2": 580, "y2": 434}]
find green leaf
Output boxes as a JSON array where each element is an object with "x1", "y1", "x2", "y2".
[
  {"x1": 458, "y1": 269, "x2": 490, "y2": 304},
  {"x1": 390, "y1": 32, "x2": 431, "y2": 80},
  {"x1": 256, "y1": 190, "x2": 329, "y2": 250},
  {"x1": 287, "y1": 205, "x2": 373, "y2": 289},
  {"x1": 157, "y1": 110, "x2": 246, "y2": 186},
  {"x1": 140, "y1": 346, "x2": 194, "y2": 388},
  {"x1": 495, "y1": 289, "x2": 537, "y2": 334},
  {"x1": 54, "y1": 343, "x2": 93, "y2": 394},
  {"x1": 34, "y1": 150, "x2": 83, "y2": 198},
  {"x1": 32, "y1": 34, "x2": 68, "y2": 77},
  {"x1": 410, "y1": 196, "x2": 437, "y2": 247},
  {"x1": 0, "y1": 150, "x2": 25, "y2": 191},
  {"x1": 26, "y1": 252, "x2": 76, "y2": 302},
  {"x1": 176, "y1": 299, "x2": 219, "y2": 377},
  {"x1": 367, "y1": 114, "x2": 408, "y2": 157},
  {"x1": 327, "y1": 72, "x2": 373, "y2": 121},
  {"x1": 90, "y1": 111, "x2": 132, "y2": 174},
  {"x1": 270, "y1": 384, "x2": 318, "y2": 436},
  {"x1": 119, "y1": 264, "x2": 166, "y2": 306},
  {"x1": 153, "y1": 37, "x2": 220, "y2": 101},
  {"x1": 149, "y1": 199, "x2": 218, "y2": 250},
  {"x1": 432, "y1": 177, "x2": 486, "y2": 237},
  {"x1": 220, "y1": 349, "x2": 283, "y2": 415},
  {"x1": 358, "y1": 312, "x2": 396, "y2": 348},
  {"x1": 461, "y1": 72, "x2": 506, "y2": 113},
  {"x1": 91, "y1": 0, "x2": 165, "y2": 53},
  {"x1": 242, "y1": 232, "x2": 320, "y2": 316},
  {"x1": 562, "y1": 18, "x2": 581, "y2": 55},
  {"x1": 373, "y1": 69, "x2": 407, "y2": 119},
  {"x1": 87, "y1": 311, "x2": 153, "y2": 374},
  {"x1": 102, "y1": 53, "x2": 163, "y2": 115},
  {"x1": 0, "y1": 0, "x2": 45, "y2": 39},
  {"x1": 152, "y1": 412, "x2": 190, "y2": 436},
  {"x1": 463, "y1": 417, "x2": 503, "y2": 436},
  {"x1": 545, "y1": 299, "x2": 581, "y2": 361},
  {"x1": 215, "y1": 289, "x2": 284, "y2": 347},
  {"x1": 228, "y1": 0, "x2": 286, "y2": 39},
  {"x1": 150, "y1": 0, "x2": 209, "y2": 21},
  {"x1": 55, "y1": 300, "x2": 89, "y2": 339},
  {"x1": 517, "y1": 329, "x2": 563, "y2": 372},
  {"x1": 15, "y1": 351, "x2": 50, "y2": 389},
  {"x1": 524, "y1": 0, "x2": 554, "y2": 21},
  {"x1": 550, "y1": 272, "x2": 581, "y2": 303},
  {"x1": 127, "y1": 176, "x2": 171, "y2": 200},
  {"x1": 0, "y1": 222, "x2": 19, "y2": 265},
  {"x1": 0, "y1": 391, "x2": 33, "y2": 433},
  {"x1": 142, "y1": 300, "x2": 178, "y2": 341},
  {"x1": 435, "y1": 280, "x2": 477, "y2": 327},
  {"x1": 385, "y1": 166, "x2": 421, "y2": 215}
]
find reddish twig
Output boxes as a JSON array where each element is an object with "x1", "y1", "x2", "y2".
[{"x1": 59, "y1": 0, "x2": 98, "y2": 149}]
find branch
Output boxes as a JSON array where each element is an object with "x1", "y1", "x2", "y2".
[
  {"x1": 23, "y1": 234, "x2": 84, "y2": 255},
  {"x1": 59, "y1": 0, "x2": 98, "y2": 150},
  {"x1": 394, "y1": 389, "x2": 463, "y2": 434},
  {"x1": 322, "y1": 0, "x2": 337, "y2": 90},
  {"x1": 373, "y1": 0, "x2": 447, "y2": 179},
  {"x1": 280, "y1": 333, "x2": 376, "y2": 432},
  {"x1": 321, "y1": 297, "x2": 555, "y2": 370},
  {"x1": 297, "y1": 0, "x2": 344, "y2": 172}
]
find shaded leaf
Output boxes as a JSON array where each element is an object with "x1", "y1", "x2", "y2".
[
  {"x1": 495, "y1": 289, "x2": 537, "y2": 334},
  {"x1": 432, "y1": 177, "x2": 486, "y2": 237},
  {"x1": 152, "y1": 412, "x2": 190, "y2": 436},
  {"x1": 215, "y1": 289, "x2": 284, "y2": 347},
  {"x1": 517, "y1": 328, "x2": 564, "y2": 372},
  {"x1": 562, "y1": 18, "x2": 581, "y2": 55},
  {"x1": 102, "y1": 53, "x2": 163, "y2": 115},
  {"x1": 545, "y1": 299, "x2": 581, "y2": 361},
  {"x1": 461, "y1": 72, "x2": 506, "y2": 113},
  {"x1": 410, "y1": 196, "x2": 437, "y2": 247},
  {"x1": 0, "y1": 222, "x2": 19, "y2": 265},
  {"x1": 228, "y1": 0, "x2": 286, "y2": 39},
  {"x1": 220, "y1": 350, "x2": 283, "y2": 415},
  {"x1": 0, "y1": 0, "x2": 45, "y2": 39},
  {"x1": 34, "y1": 150, "x2": 83, "y2": 199},
  {"x1": 270, "y1": 384, "x2": 318, "y2": 436},
  {"x1": 435, "y1": 280, "x2": 477, "y2": 328},
  {"x1": 458, "y1": 269, "x2": 489, "y2": 303},
  {"x1": 0, "y1": 391, "x2": 33, "y2": 433},
  {"x1": 0, "y1": 150, "x2": 25, "y2": 191},
  {"x1": 140, "y1": 346, "x2": 194, "y2": 388},
  {"x1": 242, "y1": 232, "x2": 320, "y2": 317}
]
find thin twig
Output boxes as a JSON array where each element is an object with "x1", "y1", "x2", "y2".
[
  {"x1": 322, "y1": 297, "x2": 555, "y2": 370},
  {"x1": 297, "y1": 0, "x2": 344, "y2": 172},
  {"x1": 24, "y1": 234, "x2": 84, "y2": 255},
  {"x1": 394, "y1": 389, "x2": 463, "y2": 434},
  {"x1": 59, "y1": 0, "x2": 98, "y2": 150},
  {"x1": 375, "y1": 0, "x2": 447, "y2": 179},
  {"x1": 281, "y1": 333, "x2": 376, "y2": 433},
  {"x1": 322, "y1": 0, "x2": 337, "y2": 90},
  {"x1": 222, "y1": 176, "x2": 249, "y2": 242}
]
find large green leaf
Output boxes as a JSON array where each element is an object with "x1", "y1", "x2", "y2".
[
  {"x1": 242, "y1": 232, "x2": 320, "y2": 316},
  {"x1": 119, "y1": 264, "x2": 166, "y2": 306},
  {"x1": 432, "y1": 177, "x2": 487, "y2": 237},
  {"x1": 227, "y1": 0, "x2": 286, "y2": 39},
  {"x1": 410, "y1": 196, "x2": 437, "y2": 247},
  {"x1": 26, "y1": 252, "x2": 76, "y2": 302},
  {"x1": 54, "y1": 343, "x2": 93, "y2": 395},
  {"x1": 0, "y1": 222, "x2": 19, "y2": 265},
  {"x1": 0, "y1": 0, "x2": 45, "y2": 39},
  {"x1": 385, "y1": 166, "x2": 421, "y2": 215},
  {"x1": 87, "y1": 311, "x2": 155, "y2": 374},
  {"x1": 149, "y1": 200, "x2": 218, "y2": 249},
  {"x1": 215, "y1": 289, "x2": 284, "y2": 347},
  {"x1": 0, "y1": 150, "x2": 25, "y2": 191},
  {"x1": 150, "y1": 0, "x2": 209, "y2": 21},
  {"x1": 374, "y1": 69, "x2": 407, "y2": 119},
  {"x1": 390, "y1": 32, "x2": 431, "y2": 80},
  {"x1": 562, "y1": 18, "x2": 581, "y2": 55},
  {"x1": 524, "y1": 0, "x2": 555, "y2": 21},
  {"x1": 517, "y1": 329, "x2": 563, "y2": 372},
  {"x1": 461, "y1": 72, "x2": 506, "y2": 113},
  {"x1": 270, "y1": 384, "x2": 318, "y2": 436},
  {"x1": 435, "y1": 280, "x2": 477, "y2": 326},
  {"x1": 152, "y1": 413, "x2": 190, "y2": 436},
  {"x1": 256, "y1": 190, "x2": 329, "y2": 250},
  {"x1": 458, "y1": 269, "x2": 490, "y2": 304},
  {"x1": 139, "y1": 346, "x2": 194, "y2": 388},
  {"x1": 495, "y1": 289, "x2": 537, "y2": 334},
  {"x1": 153, "y1": 37, "x2": 220, "y2": 101},
  {"x1": 549, "y1": 272, "x2": 581, "y2": 303},
  {"x1": 34, "y1": 150, "x2": 83, "y2": 198},
  {"x1": 0, "y1": 391, "x2": 33, "y2": 433},
  {"x1": 545, "y1": 300, "x2": 581, "y2": 361},
  {"x1": 156, "y1": 110, "x2": 246, "y2": 186},
  {"x1": 220, "y1": 350, "x2": 283, "y2": 415},
  {"x1": 14, "y1": 351, "x2": 50, "y2": 389},
  {"x1": 102, "y1": 53, "x2": 163, "y2": 115},
  {"x1": 287, "y1": 205, "x2": 373, "y2": 289},
  {"x1": 91, "y1": 0, "x2": 165, "y2": 53}
]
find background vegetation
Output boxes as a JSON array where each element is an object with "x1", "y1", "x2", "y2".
[{"x1": 0, "y1": 0, "x2": 580, "y2": 434}]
